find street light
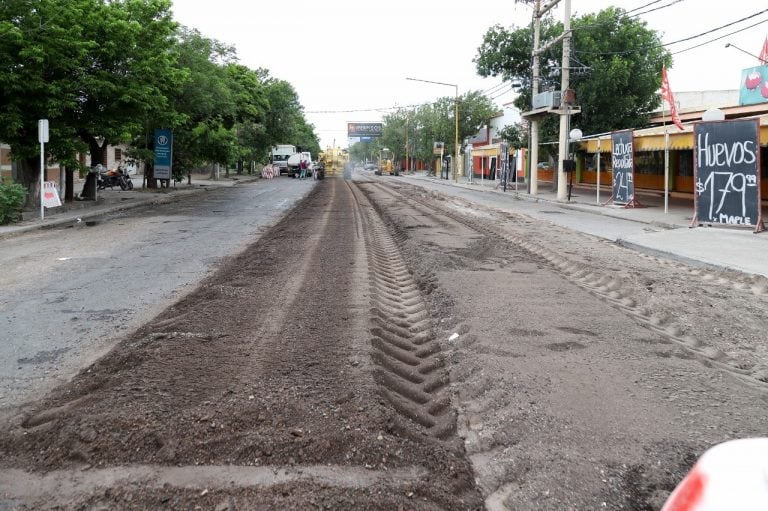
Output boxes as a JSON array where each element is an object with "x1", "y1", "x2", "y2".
[
  {"x1": 406, "y1": 77, "x2": 459, "y2": 183},
  {"x1": 725, "y1": 42, "x2": 763, "y2": 61}
]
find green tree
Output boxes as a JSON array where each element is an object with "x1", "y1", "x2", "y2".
[
  {"x1": 475, "y1": 7, "x2": 671, "y2": 137},
  {"x1": 72, "y1": 0, "x2": 180, "y2": 170},
  {"x1": 0, "y1": 0, "x2": 97, "y2": 205},
  {"x1": 161, "y1": 28, "x2": 238, "y2": 181},
  {"x1": 0, "y1": 0, "x2": 180, "y2": 204},
  {"x1": 379, "y1": 92, "x2": 495, "y2": 170},
  {"x1": 498, "y1": 124, "x2": 526, "y2": 150}
]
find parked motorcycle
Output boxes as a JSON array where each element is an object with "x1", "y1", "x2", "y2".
[{"x1": 96, "y1": 164, "x2": 134, "y2": 191}]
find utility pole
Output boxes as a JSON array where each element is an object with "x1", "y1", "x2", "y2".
[
  {"x1": 528, "y1": 0, "x2": 563, "y2": 195},
  {"x1": 529, "y1": 0, "x2": 542, "y2": 195},
  {"x1": 556, "y1": 0, "x2": 572, "y2": 200}
]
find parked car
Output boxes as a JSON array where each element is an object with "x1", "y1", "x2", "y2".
[{"x1": 363, "y1": 162, "x2": 376, "y2": 171}]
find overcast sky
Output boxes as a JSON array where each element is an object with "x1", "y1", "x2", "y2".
[{"x1": 170, "y1": 0, "x2": 768, "y2": 149}]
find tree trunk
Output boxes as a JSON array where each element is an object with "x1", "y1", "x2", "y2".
[
  {"x1": 18, "y1": 156, "x2": 40, "y2": 210},
  {"x1": 65, "y1": 165, "x2": 74, "y2": 202},
  {"x1": 145, "y1": 160, "x2": 157, "y2": 189},
  {"x1": 83, "y1": 134, "x2": 108, "y2": 168}
]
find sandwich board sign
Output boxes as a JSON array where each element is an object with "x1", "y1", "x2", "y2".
[
  {"x1": 609, "y1": 129, "x2": 643, "y2": 207},
  {"x1": 692, "y1": 118, "x2": 764, "y2": 233}
]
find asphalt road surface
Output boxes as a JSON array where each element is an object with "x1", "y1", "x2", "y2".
[
  {"x1": 1, "y1": 171, "x2": 767, "y2": 510},
  {"x1": 0, "y1": 179, "x2": 311, "y2": 411}
]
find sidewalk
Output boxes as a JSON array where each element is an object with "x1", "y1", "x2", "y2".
[
  {"x1": 400, "y1": 171, "x2": 768, "y2": 278},
  {"x1": 0, "y1": 172, "x2": 260, "y2": 241}
]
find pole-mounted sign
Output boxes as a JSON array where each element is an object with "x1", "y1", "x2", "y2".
[
  {"x1": 38, "y1": 119, "x2": 49, "y2": 220},
  {"x1": 154, "y1": 128, "x2": 173, "y2": 180}
]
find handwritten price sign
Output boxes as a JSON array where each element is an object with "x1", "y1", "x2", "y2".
[{"x1": 693, "y1": 119, "x2": 763, "y2": 231}]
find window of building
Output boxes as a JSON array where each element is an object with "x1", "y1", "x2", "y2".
[
  {"x1": 635, "y1": 151, "x2": 664, "y2": 175},
  {"x1": 678, "y1": 151, "x2": 693, "y2": 177},
  {"x1": 762, "y1": 147, "x2": 768, "y2": 178},
  {"x1": 114, "y1": 147, "x2": 122, "y2": 161}
]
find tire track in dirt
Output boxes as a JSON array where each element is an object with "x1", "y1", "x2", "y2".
[
  {"x1": 0, "y1": 179, "x2": 484, "y2": 509},
  {"x1": 348, "y1": 180, "x2": 456, "y2": 439},
  {"x1": 390, "y1": 183, "x2": 768, "y2": 390}
]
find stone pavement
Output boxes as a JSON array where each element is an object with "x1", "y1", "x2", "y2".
[{"x1": 399, "y1": 171, "x2": 768, "y2": 278}]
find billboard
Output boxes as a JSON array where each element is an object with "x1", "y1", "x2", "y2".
[
  {"x1": 347, "y1": 122, "x2": 382, "y2": 137},
  {"x1": 738, "y1": 65, "x2": 768, "y2": 106}
]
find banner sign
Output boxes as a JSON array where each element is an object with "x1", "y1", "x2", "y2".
[
  {"x1": 611, "y1": 130, "x2": 635, "y2": 205},
  {"x1": 154, "y1": 128, "x2": 173, "y2": 180},
  {"x1": 42, "y1": 181, "x2": 61, "y2": 208},
  {"x1": 433, "y1": 141, "x2": 444, "y2": 155},
  {"x1": 738, "y1": 65, "x2": 768, "y2": 106},
  {"x1": 347, "y1": 122, "x2": 382, "y2": 137},
  {"x1": 693, "y1": 119, "x2": 764, "y2": 231}
]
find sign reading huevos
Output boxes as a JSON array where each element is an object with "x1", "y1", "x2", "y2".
[{"x1": 692, "y1": 118, "x2": 764, "y2": 232}]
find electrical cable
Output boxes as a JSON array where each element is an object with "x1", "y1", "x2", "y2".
[
  {"x1": 572, "y1": 9, "x2": 768, "y2": 57},
  {"x1": 671, "y1": 17, "x2": 768, "y2": 56}
]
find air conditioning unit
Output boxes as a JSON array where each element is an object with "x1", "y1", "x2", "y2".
[{"x1": 532, "y1": 90, "x2": 562, "y2": 109}]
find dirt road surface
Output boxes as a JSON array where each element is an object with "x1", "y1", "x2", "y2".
[{"x1": 2, "y1": 172, "x2": 767, "y2": 510}]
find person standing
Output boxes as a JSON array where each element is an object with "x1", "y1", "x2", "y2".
[{"x1": 299, "y1": 159, "x2": 308, "y2": 180}]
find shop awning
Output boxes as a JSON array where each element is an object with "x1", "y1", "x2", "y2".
[
  {"x1": 470, "y1": 143, "x2": 501, "y2": 157},
  {"x1": 580, "y1": 113, "x2": 768, "y2": 152}
]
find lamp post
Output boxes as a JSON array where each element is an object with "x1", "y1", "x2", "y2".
[
  {"x1": 406, "y1": 77, "x2": 459, "y2": 183},
  {"x1": 725, "y1": 42, "x2": 764, "y2": 61}
]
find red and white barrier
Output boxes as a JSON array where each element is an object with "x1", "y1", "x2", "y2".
[
  {"x1": 661, "y1": 438, "x2": 768, "y2": 511},
  {"x1": 261, "y1": 164, "x2": 276, "y2": 179}
]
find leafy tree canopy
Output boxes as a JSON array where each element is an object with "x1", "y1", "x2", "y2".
[
  {"x1": 475, "y1": 7, "x2": 672, "y2": 138},
  {"x1": 0, "y1": 0, "x2": 322, "y2": 197},
  {"x1": 359, "y1": 91, "x2": 497, "y2": 167}
]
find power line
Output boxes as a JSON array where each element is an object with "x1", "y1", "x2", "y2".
[
  {"x1": 664, "y1": 9, "x2": 768, "y2": 47},
  {"x1": 629, "y1": 0, "x2": 685, "y2": 18},
  {"x1": 482, "y1": 81, "x2": 509, "y2": 95},
  {"x1": 490, "y1": 86, "x2": 514, "y2": 101},
  {"x1": 671, "y1": 17, "x2": 768, "y2": 56},
  {"x1": 572, "y1": 9, "x2": 768, "y2": 57},
  {"x1": 569, "y1": 0, "x2": 687, "y2": 35},
  {"x1": 625, "y1": 0, "x2": 666, "y2": 15}
]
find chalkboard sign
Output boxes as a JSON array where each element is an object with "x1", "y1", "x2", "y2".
[
  {"x1": 693, "y1": 119, "x2": 764, "y2": 232},
  {"x1": 611, "y1": 130, "x2": 639, "y2": 206}
]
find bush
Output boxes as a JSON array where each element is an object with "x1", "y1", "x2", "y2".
[{"x1": 0, "y1": 181, "x2": 27, "y2": 224}]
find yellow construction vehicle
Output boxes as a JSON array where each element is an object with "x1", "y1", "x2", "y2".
[
  {"x1": 320, "y1": 146, "x2": 348, "y2": 176},
  {"x1": 378, "y1": 147, "x2": 398, "y2": 176}
]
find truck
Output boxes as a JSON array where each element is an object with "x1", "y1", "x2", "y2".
[
  {"x1": 286, "y1": 151, "x2": 312, "y2": 178},
  {"x1": 270, "y1": 145, "x2": 297, "y2": 175}
]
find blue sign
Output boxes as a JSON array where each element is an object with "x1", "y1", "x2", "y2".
[{"x1": 154, "y1": 128, "x2": 173, "y2": 180}]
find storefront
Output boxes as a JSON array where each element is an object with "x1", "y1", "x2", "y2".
[
  {"x1": 470, "y1": 143, "x2": 527, "y2": 181},
  {"x1": 577, "y1": 114, "x2": 768, "y2": 199}
]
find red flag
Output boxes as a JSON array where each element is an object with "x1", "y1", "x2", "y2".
[
  {"x1": 759, "y1": 36, "x2": 768, "y2": 65},
  {"x1": 661, "y1": 65, "x2": 684, "y2": 130}
]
